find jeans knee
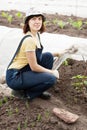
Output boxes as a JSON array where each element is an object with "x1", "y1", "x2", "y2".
[{"x1": 46, "y1": 75, "x2": 57, "y2": 87}]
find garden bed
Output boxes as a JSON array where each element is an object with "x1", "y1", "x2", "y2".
[{"x1": 0, "y1": 10, "x2": 87, "y2": 130}]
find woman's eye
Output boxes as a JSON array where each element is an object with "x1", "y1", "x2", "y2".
[{"x1": 32, "y1": 17, "x2": 42, "y2": 21}]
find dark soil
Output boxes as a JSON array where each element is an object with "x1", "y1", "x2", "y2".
[{"x1": 0, "y1": 10, "x2": 87, "y2": 130}]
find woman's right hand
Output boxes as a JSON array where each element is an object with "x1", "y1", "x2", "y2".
[{"x1": 52, "y1": 70, "x2": 59, "y2": 79}]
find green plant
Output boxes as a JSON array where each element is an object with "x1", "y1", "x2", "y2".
[
  {"x1": 17, "y1": 123, "x2": 21, "y2": 130},
  {"x1": 1, "y1": 11, "x2": 8, "y2": 17},
  {"x1": 6, "y1": 107, "x2": 13, "y2": 116},
  {"x1": 58, "y1": 20, "x2": 66, "y2": 29},
  {"x1": 68, "y1": 18, "x2": 73, "y2": 24},
  {"x1": 31, "y1": 122, "x2": 35, "y2": 127},
  {"x1": 15, "y1": 107, "x2": 19, "y2": 113},
  {"x1": 3, "y1": 96, "x2": 8, "y2": 103},
  {"x1": 63, "y1": 59, "x2": 69, "y2": 66},
  {"x1": 52, "y1": 18, "x2": 58, "y2": 25},
  {"x1": 37, "y1": 113, "x2": 42, "y2": 122},
  {"x1": 7, "y1": 15, "x2": 13, "y2": 24},
  {"x1": 15, "y1": 12, "x2": 23, "y2": 18},
  {"x1": 0, "y1": 100, "x2": 3, "y2": 107},
  {"x1": 71, "y1": 74, "x2": 87, "y2": 92},
  {"x1": 24, "y1": 119, "x2": 28, "y2": 129},
  {"x1": 45, "y1": 110, "x2": 50, "y2": 118},
  {"x1": 1, "y1": 11, "x2": 13, "y2": 23},
  {"x1": 71, "y1": 20, "x2": 83, "y2": 30}
]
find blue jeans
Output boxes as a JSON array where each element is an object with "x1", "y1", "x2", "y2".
[{"x1": 6, "y1": 52, "x2": 57, "y2": 99}]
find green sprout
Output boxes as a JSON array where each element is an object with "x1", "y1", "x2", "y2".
[
  {"x1": 71, "y1": 20, "x2": 83, "y2": 30},
  {"x1": 1, "y1": 11, "x2": 8, "y2": 18},
  {"x1": 1, "y1": 11, "x2": 13, "y2": 24},
  {"x1": 71, "y1": 74, "x2": 87, "y2": 92},
  {"x1": 7, "y1": 15, "x2": 13, "y2": 24},
  {"x1": 57, "y1": 20, "x2": 66, "y2": 29},
  {"x1": 15, "y1": 12, "x2": 23, "y2": 18},
  {"x1": 17, "y1": 123, "x2": 21, "y2": 130},
  {"x1": 24, "y1": 119, "x2": 28, "y2": 129},
  {"x1": 6, "y1": 107, "x2": 13, "y2": 116},
  {"x1": 63, "y1": 59, "x2": 69, "y2": 66},
  {"x1": 52, "y1": 18, "x2": 58, "y2": 25},
  {"x1": 37, "y1": 113, "x2": 42, "y2": 122},
  {"x1": 15, "y1": 107, "x2": 19, "y2": 113},
  {"x1": 0, "y1": 100, "x2": 3, "y2": 107}
]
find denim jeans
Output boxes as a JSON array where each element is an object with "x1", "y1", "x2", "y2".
[{"x1": 6, "y1": 48, "x2": 57, "y2": 99}]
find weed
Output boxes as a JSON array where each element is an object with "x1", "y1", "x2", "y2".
[
  {"x1": 0, "y1": 100, "x2": 3, "y2": 107},
  {"x1": 3, "y1": 96, "x2": 8, "y2": 103},
  {"x1": 15, "y1": 107, "x2": 19, "y2": 113},
  {"x1": 6, "y1": 107, "x2": 13, "y2": 116},
  {"x1": 37, "y1": 113, "x2": 42, "y2": 122},
  {"x1": 17, "y1": 123, "x2": 21, "y2": 130},
  {"x1": 45, "y1": 110, "x2": 50, "y2": 119},
  {"x1": 24, "y1": 118, "x2": 28, "y2": 129}
]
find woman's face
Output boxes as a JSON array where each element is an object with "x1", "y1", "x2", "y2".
[{"x1": 28, "y1": 16, "x2": 43, "y2": 32}]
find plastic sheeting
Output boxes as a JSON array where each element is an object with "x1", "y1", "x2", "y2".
[{"x1": 0, "y1": 25, "x2": 87, "y2": 77}]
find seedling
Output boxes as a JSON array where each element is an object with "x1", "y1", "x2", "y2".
[
  {"x1": 68, "y1": 18, "x2": 73, "y2": 24},
  {"x1": 3, "y1": 96, "x2": 8, "y2": 103},
  {"x1": 31, "y1": 122, "x2": 35, "y2": 127},
  {"x1": 15, "y1": 12, "x2": 23, "y2": 18},
  {"x1": 24, "y1": 119, "x2": 28, "y2": 129},
  {"x1": 58, "y1": 20, "x2": 66, "y2": 29},
  {"x1": 17, "y1": 123, "x2": 21, "y2": 130},
  {"x1": 1, "y1": 11, "x2": 8, "y2": 18},
  {"x1": 52, "y1": 18, "x2": 58, "y2": 25},
  {"x1": 0, "y1": 100, "x2": 3, "y2": 107},
  {"x1": 45, "y1": 110, "x2": 50, "y2": 119},
  {"x1": 71, "y1": 20, "x2": 83, "y2": 30},
  {"x1": 37, "y1": 113, "x2": 42, "y2": 122},
  {"x1": 71, "y1": 74, "x2": 87, "y2": 93},
  {"x1": 6, "y1": 107, "x2": 13, "y2": 116},
  {"x1": 7, "y1": 15, "x2": 13, "y2": 24},
  {"x1": 63, "y1": 59, "x2": 69, "y2": 66},
  {"x1": 15, "y1": 107, "x2": 19, "y2": 113},
  {"x1": 1, "y1": 11, "x2": 13, "y2": 24}
]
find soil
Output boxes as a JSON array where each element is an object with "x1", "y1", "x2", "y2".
[{"x1": 0, "y1": 10, "x2": 87, "y2": 130}]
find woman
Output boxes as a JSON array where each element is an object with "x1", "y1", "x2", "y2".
[{"x1": 6, "y1": 9, "x2": 59, "y2": 100}]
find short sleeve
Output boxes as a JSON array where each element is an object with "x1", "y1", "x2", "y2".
[{"x1": 22, "y1": 37, "x2": 36, "y2": 52}]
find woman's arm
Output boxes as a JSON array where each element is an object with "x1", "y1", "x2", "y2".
[{"x1": 26, "y1": 51, "x2": 59, "y2": 78}]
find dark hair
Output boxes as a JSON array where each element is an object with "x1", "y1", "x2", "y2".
[{"x1": 23, "y1": 15, "x2": 46, "y2": 34}]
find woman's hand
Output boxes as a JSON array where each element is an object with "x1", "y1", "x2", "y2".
[{"x1": 52, "y1": 70, "x2": 59, "y2": 79}]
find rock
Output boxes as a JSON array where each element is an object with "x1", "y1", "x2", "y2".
[{"x1": 53, "y1": 107, "x2": 79, "y2": 124}]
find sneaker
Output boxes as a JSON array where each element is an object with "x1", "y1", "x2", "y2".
[{"x1": 38, "y1": 91, "x2": 51, "y2": 100}]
